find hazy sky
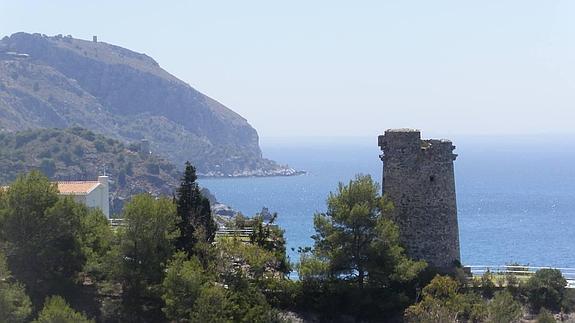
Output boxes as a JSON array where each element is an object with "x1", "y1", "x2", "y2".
[{"x1": 2, "y1": 1, "x2": 575, "y2": 138}]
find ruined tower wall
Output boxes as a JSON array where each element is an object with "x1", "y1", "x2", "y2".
[{"x1": 378, "y1": 129, "x2": 460, "y2": 270}]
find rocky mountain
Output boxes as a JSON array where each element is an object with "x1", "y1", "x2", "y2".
[{"x1": 0, "y1": 32, "x2": 299, "y2": 176}]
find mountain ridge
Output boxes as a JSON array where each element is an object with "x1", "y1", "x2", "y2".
[{"x1": 0, "y1": 32, "x2": 300, "y2": 177}]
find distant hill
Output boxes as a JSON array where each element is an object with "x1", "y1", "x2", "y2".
[
  {"x1": 0, "y1": 32, "x2": 299, "y2": 177},
  {"x1": 0, "y1": 127, "x2": 217, "y2": 214}
]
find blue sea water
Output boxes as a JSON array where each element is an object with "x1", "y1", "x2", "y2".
[{"x1": 199, "y1": 135, "x2": 575, "y2": 268}]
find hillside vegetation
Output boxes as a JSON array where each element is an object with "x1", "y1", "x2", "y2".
[{"x1": 0, "y1": 127, "x2": 182, "y2": 213}]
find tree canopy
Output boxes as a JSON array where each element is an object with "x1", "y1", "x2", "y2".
[
  {"x1": 175, "y1": 162, "x2": 217, "y2": 255},
  {"x1": 297, "y1": 174, "x2": 426, "y2": 320},
  {"x1": 2, "y1": 168, "x2": 573, "y2": 322},
  {"x1": 310, "y1": 174, "x2": 426, "y2": 288},
  {"x1": 161, "y1": 252, "x2": 211, "y2": 320},
  {"x1": 33, "y1": 296, "x2": 93, "y2": 323},
  {"x1": 0, "y1": 171, "x2": 85, "y2": 300},
  {"x1": 115, "y1": 194, "x2": 179, "y2": 298},
  {"x1": 523, "y1": 268, "x2": 567, "y2": 312}
]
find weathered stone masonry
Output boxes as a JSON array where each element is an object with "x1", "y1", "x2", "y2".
[{"x1": 378, "y1": 129, "x2": 460, "y2": 270}]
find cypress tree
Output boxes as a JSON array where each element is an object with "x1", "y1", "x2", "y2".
[{"x1": 175, "y1": 162, "x2": 216, "y2": 255}]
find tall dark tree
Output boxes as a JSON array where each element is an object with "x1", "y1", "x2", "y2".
[{"x1": 175, "y1": 162, "x2": 216, "y2": 255}]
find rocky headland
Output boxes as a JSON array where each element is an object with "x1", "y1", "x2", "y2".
[{"x1": 0, "y1": 32, "x2": 300, "y2": 177}]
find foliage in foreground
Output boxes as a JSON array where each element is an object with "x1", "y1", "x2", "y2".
[
  {"x1": 297, "y1": 174, "x2": 427, "y2": 320},
  {"x1": 523, "y1": 268, "x2": 567, "y2": 312},
  {"x1": 535, "y1": 308, "x2": 556, "y2": 323},
  {"x1": 114, "y1": 194, "x2": 178, "y2": 300},
  {"x1": 161, "y1": 252, "x2": 210, "y2": 320},
  {"x1": 110, "y1": 164, "x2": 287, "y2": 322},
  {"x1": 405, "y1": 267, "x2": 573, "y2": 323},
  {"x1": 405, "y1": 275, "x2": 524, "y2": 323},
  {"x1": 1, "y1": 169, "x2": 573, "y2": 322},
  {"x1": 33, "y1": 296, "x2": 93, "y2": 323},
  {"x1": 0, "y1": 252, "x2": 32, "y2": 323},
  {"x1": 0, "y1": 171, "x2": 86, "y2": 301}
]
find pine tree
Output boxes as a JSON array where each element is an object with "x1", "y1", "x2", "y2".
[
  {"x1": 310, "y1": 174, "x2": 426, "y2": 289},
  {"x1": 0, "y1": 171, "x2": 85, "y2": 300},
  {"x1": 175, "y1": 162, "x2": 216, "y2": 255}
]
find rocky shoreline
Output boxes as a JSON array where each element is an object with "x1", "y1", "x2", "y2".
[{"x1": 198, "y1": 167, "x2": 306, "y2": 178}]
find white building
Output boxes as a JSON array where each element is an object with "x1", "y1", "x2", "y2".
[{"x1": 56, "y1": 176, "x2": 110, "y2": 218}]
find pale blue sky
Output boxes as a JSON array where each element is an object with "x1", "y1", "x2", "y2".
[{"x1": 2, "y1": 1, "x2": 575, "y2": 138}]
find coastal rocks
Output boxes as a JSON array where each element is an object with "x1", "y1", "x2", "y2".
[
  {"x1": 212, "y1": 203, "x2": 238, "y2": 218},
  {"x1": 199, "y1": 167, "x2": 305, "y2": 178}
]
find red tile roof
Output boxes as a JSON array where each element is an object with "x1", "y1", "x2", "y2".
[
  {"x1": 1, "y1": 181, "x2": 101, "y2": 195},
  {"x1": 56, "y1": 181, "x2": 100, "y2": 195}
]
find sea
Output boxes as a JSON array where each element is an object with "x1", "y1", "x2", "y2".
[{"x1": 199, "y1": 135, "x2": 575, "y2": 269}]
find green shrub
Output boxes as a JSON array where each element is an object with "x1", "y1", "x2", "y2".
[
  {"x1": 162, "y1": 253, "x2": 208, "y2": 320},
  {"x1": 561, "y1": 288, "x2": 575, "y2": 313},
  {"x1": 523, "y1": 269, "x2": 566, "y2": 312},
  {"x1": 488, "y1": 290, "x2": 522, "y2": 323},
  {"x1": 33, "y1": 296, "x2": 93, "y2": 323},
  {"x1": 191, "y1": 285, "x2": 235, "y2": 323},
  {"x1": 460, "y1": 292, "x2": 488, "y2": 322},
  {"x1": 536, "y1": 308, "x2": 556, "y2": 323},
  {"x1": 404, "y1": 275, "x2": 462, "y2": 323},
  {"x1": 480, "y1": 270, "x2": 496, "y2": 298}
]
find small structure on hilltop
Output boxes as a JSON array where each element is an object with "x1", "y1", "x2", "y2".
[
  {"x1": 378, "y1": 129, "x2": 460, "y2": 271},
  {"x1": 56, "y1": 176, "x2": 110, "y2": 218},
  {"x1": 139, "y1": 139, "x2": 151, "y2": 158}
]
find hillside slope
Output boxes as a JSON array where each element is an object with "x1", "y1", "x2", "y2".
[
  {"x1": 0, "y1": 32, "x2": 298, "y2": 176},
  {"x1": 0, "y1": 128, "x2": 198, "y2": 214}
]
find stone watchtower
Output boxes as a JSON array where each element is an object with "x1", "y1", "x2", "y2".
[{"x1": 378, "y1": 129, "x2": 460, "y2": 271}]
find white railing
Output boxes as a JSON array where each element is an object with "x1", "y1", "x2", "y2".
[
  {"x1": 215, "y1": 228, "x2": 254, "y2": 237},
  {"x1": 109, "y1": 218, "x2": 125, "y2": 227}
]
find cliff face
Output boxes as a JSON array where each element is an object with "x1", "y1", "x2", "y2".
[{"x1": 0, "y1": 32, "x2": 295, "y2": 176}]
